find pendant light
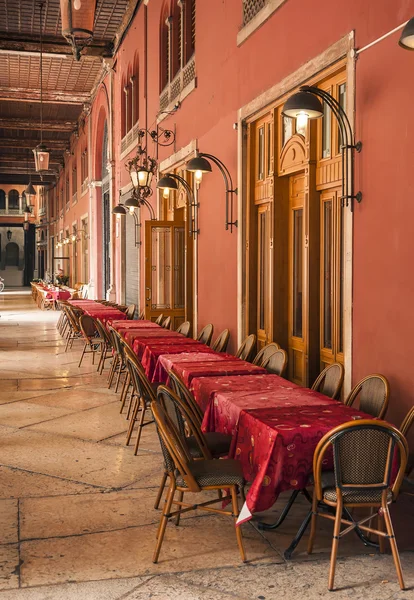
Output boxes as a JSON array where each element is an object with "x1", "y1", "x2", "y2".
[
  {"x1": 60, "y1": 0, "x2": 97, "y2": 60},
  {"x1": 33, "y1": 2, "x2": 50, "y2": 173}
]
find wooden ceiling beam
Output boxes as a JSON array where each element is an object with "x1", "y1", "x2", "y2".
[
  {"x1": 0, "y1": 87, "x2": 90, "y2": 104},
  {"x1": 0, "y1": 118, "x2": 77, "y2": 132},
  {"x1": 0, "y1": 154, "x2": 62, "y2": 165},
  {"x1": 0, "y1": 173, "x2": 56, "y2": 185},
  {"x1": 0, "y1": 34, "x2": 110, "y2": 59},
  {"x1": 0, "y1": 138, "x2": 68, "y2": 150}
]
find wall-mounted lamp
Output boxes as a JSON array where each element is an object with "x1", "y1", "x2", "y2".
[
  {"x1": 70, "y1": 225, "x2": 89, "y2": 243},
  {"x1": 186, "y1": 152, "x2": 238, "y2": 232},
  {"x1": 353, "y1": 16, "x2": 414, "y2": 56},
  {"x1": 157, "y1": 173, "x2": 199, "y2": 238},
  {"x1": 112, "y1": 194, "x2": 141, "y2": 247},
  {"x1": 283, "y1": 86, "x2": 362, "y2": 211},
  {"x1": 6, "y1": 229, "x2": 12, "y2": 241}
]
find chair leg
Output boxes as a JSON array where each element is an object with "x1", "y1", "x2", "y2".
[
  {"x1": 108, "y1": 356, "x2": 118, "y2": 388},
  {"x1": 153, "y1": 481, "x2": 176, "y2": 563},
  {"x1": 154, "y1": 471, "x2": 168, "y2": 509},
  {"x1": 134, "y1": 398, "x2": 147, "y2": 455},
  {"x1": 307, "y1": 491, "x2": 318, "y2": 554},
  {"x1": 115, "y1": 359, "x2": 123, "y2": 393},
  {"x1": 377, "y1": 510, "x2": 386, "y2": 553},
  {"x1": 125, "y1": 397, "x2": 139, "y2": 446},
  {"x1": 175, "y1": 491, "x2": 184, "y2": 526},
  {"x1": 328, "y1": 499, "x2": 343, "y2": 591},
  {"x1": 230, "y1": 486, "x2": 246, "y2": 562},
  {"x1": 382, "y1": 504, "x2": 405, "y2": 590},
  {"x1": 78, "y1": 343, "x2": 87, "y2": 367},
  {"x1": 119, "y1": 373, "x2": 130, "y2": 412}
]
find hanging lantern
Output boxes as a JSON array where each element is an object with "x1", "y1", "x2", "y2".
[
  {"x1": 60, "y1": 0, "x2": 97, "y2": 60},
  {"x1": 33, "y1": 144, "x2": 50, "y2": 172}
]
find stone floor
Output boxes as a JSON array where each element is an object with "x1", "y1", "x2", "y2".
[{"x1": 0, "y1": 289, "x2": 413, "y2": 600}]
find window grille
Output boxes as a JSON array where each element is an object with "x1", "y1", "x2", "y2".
[{"x1": 243, "y1": 0, "x2": 266, "y2": 25}]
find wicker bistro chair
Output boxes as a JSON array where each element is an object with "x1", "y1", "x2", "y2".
[
  {"x1": 400, "y1": 405, "x2": 414, "y2": 437},
  {"x1": 211, "y1": 328, "x2": 230, "y2": 352},
  {"x1": 125, "y1": 304, "x2": 136, "y2": 319},
  {"x1": 235, "y1": 334, "x2": 257, "y2": 362},
  {"x1": 94, "y1": 318, "x2": 114, "y2": 374},
  {"x1": 252, "y1": 342, "x2": 280, "y2": 366},
  {"x1": 154, "y1": 381, "x2": 233, "y2": 510},
  {"x1": 168, "y1": 370, "x2": 204, "y2": 424},
  {"x1": 312, "y1": 363, "x2": 345, "y2": 400},
  {"x1": 197, "y1": 323, "x2": 214, "y2": 345},
  {"x1": 123, "y1": 347, "x2": 156, "y2": 455},
  {"x1": 78, "y1": 315, "x2": 103, "y2": 367},
  {"x1": 155, "y1": 314, "x2": 164, "y2": 325},
  {"x1": 64, "y1": 306, "x2": 84, "y2": 351},
  {"x1": 138, "y1": 309, "x2": 145, "y2": 320},
  {"x1": 107, "y1": 326, "x2": 128, "y2": 392},
  {"x1": 175, "y1": 320, "x2": 191, "y2": 336},
  {"x1": 344, "y1": 374, "x2": 390, "y2": 419},
  {"x1": 162, "y1": 315, "x2": 171, "y2": 329},
  {"x1": 308, "y1": 420, "x2": 408, "y2": 591},
  {"x1": 263, "y1": 348, "x2": 288, "y2": 376},
  {"x1": 151, "y1": 388, "x2": 247, "y2": 564}
]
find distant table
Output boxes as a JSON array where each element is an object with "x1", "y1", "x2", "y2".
[
  {"x1": 171, "y1": 359, "x2": 268, "y2": 388},
  {"x1": 154, "y1": 351, "x2": 236, "y2": 384}
]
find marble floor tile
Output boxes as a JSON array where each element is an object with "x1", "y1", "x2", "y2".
[
  {"x1": 0, "y1": 380, "x2": 18, "y2": 393},
  {"x1": 0, "y1": 544, "x2": 19, "y2": 591},
  {"x1": 0, "y1": 498, "x2": 18, "y2": 544},
  {"x1": 0, "y1": 401, "x2": 74, "y2": 428},
  {"x1": 0, "y1": 391, "x2": 59, "y2": 406},
  {"x1": 20, "y1": 517, "x2": 276, "y2": 587},
  {"x1": 20, "y1": 488, "x2": 160, "y2": 540},
  {"x1": 27, "y1": 402, "x2": 128, "y2": 441},
  {"x1": 0, "y1": 426, "x2": 162, "y2": 488},
  {"x1": 0, "y1": 466, "x2": 100, "y2": 499},
  {"x1": 26, "y1": 388, "x2": 116, "y2": 411}
]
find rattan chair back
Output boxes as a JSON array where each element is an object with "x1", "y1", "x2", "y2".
[
  {"x1": 211, "y1": 329, "x2": 230, "y2": 352},
  {"x1": 155, "y1": 314, "x2": 164, "y2": 325},
  {"x1": 197, "y1": 323, "x2": 214, "y2": 345},
  {"x1": 95, "y1": 318, "x2": 112, "y2": 348},
  {"x1": 168, "y1": 370, "x2": 204, "y2": 424},
  {"x1": 253, "y1": 342, "x2": 280, "y2": 366},
  {"x1": 124, "y1": 346, "x2": 156, "y2": 404},
  {"x1": 345, "y1": 374, "x2": 390, "y2": 418},
  {"x1": 176, "y1": 321, "x2": 191, "y2": 337},
  {"x1": 313, "y1": 420, "x2": 408, "y2": 503},
  {"x1": 162, "y1": 315, "x2": 171, "y2": 329},
  {"x1": 125, "y1": 304, "x2": 136, "y2": 319},
  {"x1": 235, "y1": 334, "x2": 257, "y2": 362},
  {"x1": 311, "y1": 362, "x2": 344, "y2": 399},
  {"x1": 107, "y1": 326, "x2": 125, "y2": 362},
  {"x1": 79, "y1": 314, "x2": 98, "y2": 341},
  {"x1": 138, "y1": 309, "x2": 145, "y2": 320},
  {"x1": 400, "y1": 405, "x2": 414, "y2": 437},
  {"x1": 264, "y1": 348, "x2": 288, "y2": 376}
]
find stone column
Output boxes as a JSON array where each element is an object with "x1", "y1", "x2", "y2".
[{"x1": 5, "y1": 192, "x2": 8, "y2": 214}]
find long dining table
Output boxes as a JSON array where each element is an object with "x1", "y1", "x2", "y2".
[{"x1": 68, "y1": 300, "x2": 127, "y2": 324}]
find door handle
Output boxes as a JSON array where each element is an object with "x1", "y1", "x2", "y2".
[{"x1": 146, "y1": 287, "x2": 151, "y2": 301}]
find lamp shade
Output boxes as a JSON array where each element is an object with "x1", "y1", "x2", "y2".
[
  {"x1": 124, "y1": 196, "x2": 140, "y2": 209},
  {"x1": 24, "y1": 182, "x2": 36, "y2": 204},
  {"x1": 112, "y1": 204, "x2": 127, "y2": 215},
  {"x1": 33, "y1": 144, "x2": 50, "y2": 171},
  {"x1": 399, "y1": 17, "x2": 414, "y2": 50},
  {"x1": 60, "y1": 0, "x2": 96, "y2": 59},
  {"x1": 283, "y1": 91, "x2": 324, "y2": 119},
  {"x1": 157, "y1": 175, "x2": 179, "y2": 190},
  {"x1": 186, "y1": 155, "x2": 213, "y2": 173}
]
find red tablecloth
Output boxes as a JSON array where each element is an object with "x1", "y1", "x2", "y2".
[
  {"x1": 83, "y1": 307, "x2": 127, "y2": 324},
  {"x1": 153, "y1": 351, "x2": 236, "y2": 384},
  {"x1": 128, "y1": 330, "x2": 186, "y2": 351},
  {"x1": 141, "y1": 343, "x2": 216, "y2": 380},
  {"x1": 210, "y1": 401, "x2": 373, "y2": 517},
  {"x1": 171, "y1": 360, "x2": 268, "y2": 388},
  {"x1": 109, "y1": 319, "x2": 160, "y2": 330}
]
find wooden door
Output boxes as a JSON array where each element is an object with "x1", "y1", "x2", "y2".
[
  {"x1": 288, "y1": 173, "x2": 306, "y2": 385},
  {"x1": 144, "y1": 220, "x2": 186, "y2": 327},
  {"x1": 319, "y1": 187, "x2": 344, "y2": 370},
  {"x1": 257, "y1": 202, "x2": 271, "y2": 347}
]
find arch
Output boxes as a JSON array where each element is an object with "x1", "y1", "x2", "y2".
[
  {"x1": 0, "y1": 189, "x2": 5, "y2": 210},
  {"x1": 132, "y1": 53, "x2": 139, "y2": 126},
  {"x1": 171, "y1": 0, "x2": 181, "y2": 78},
  {"x1": 8, "y1": 189, "x2": 19, "y2": 210},
  {"x1": 279, "y1": 134, "x2": 308, "y2": 176},
  {"x1": 5, "y1": 242, "x2": 19, "y2": 267}
]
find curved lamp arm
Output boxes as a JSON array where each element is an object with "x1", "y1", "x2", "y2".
[
  {"x1": 198, "y1": 153, "x2": 238, "y2": 231},
  {"x1": 162, "y1": 173, "x2": 199, "y2": 238}
]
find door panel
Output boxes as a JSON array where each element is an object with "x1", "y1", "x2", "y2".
[
  {"x1": 288, "y1": 174, "x2": 306, "y2": 385},
  {"x1": 145, "y1": 220, "x2": 186, "y2": 328},
  {"x1": 257, "y1": 203, "x2": 271, "y2": 347}
]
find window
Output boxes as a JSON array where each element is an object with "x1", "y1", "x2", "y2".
[
  {"x1": 243, "y1": 0, "x2": 266, "y2": 25},
  {"x1": 5, "y1": 242, "x2": 19, "y2": 267},
  {"x1": 65, "y1": 178, "x2": 70, "y2": 210},
  {"x1": 9, "y1": 189, "x2": 19, "y2": 210},
  {"x1": 159, "y1": 0, "x2": 196, "y2": 111},
  {"x1": 121, "y1": 59, "x2": 139, "y2": 153},
  {"x1": 81, "y1": 148, "x2": 88, "y2": 185},
  {"x1": 0, "y1": 189, "x2": 5, "y2": 210},
  {"x1": 72, "y1": 166, "x2": 77, "y2": 201}
]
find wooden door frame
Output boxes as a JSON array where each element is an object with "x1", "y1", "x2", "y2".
[{"x1": 237, "y1": 32, "x2": 355, "y2": 394}]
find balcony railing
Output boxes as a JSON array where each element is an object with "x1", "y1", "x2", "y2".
[
  {"x1": 72, "y1": 192, "x2": 78, "y2": 205},
  {"x1": 81, "y1": 178, "x2": 89, "y2": 196},
  {"x1": 159, "y1": 55, "x2": 196, "y2": 112},
  {"x1": 120, "y1": 121, "x2": 140, "y2": 157},
  {"x1": 38, "y1": 207, "x2": 46, "y2": 217},
  {"x1": 0, "y1": 208, "x2": 23, "y2": 216}
]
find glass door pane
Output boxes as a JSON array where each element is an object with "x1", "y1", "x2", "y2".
[
  {"x1": 293, "y1": 208, "x2": 303, "y2": 338},
  {"x1": 323, "y1": 200, "x2": 333, "y2": 349},
  {"x1": 151, "y1": 227, "x2": 172, "y2": 310},
  {"x1": 173, "y1": 226, "x2": 185, "y2": 309}
]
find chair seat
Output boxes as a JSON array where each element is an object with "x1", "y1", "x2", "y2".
[
  {"x1": 187, "y1": 432, "x2": 232, "y2": 458},
  {"x1": 308, "y1": 470, "x2": 336, "y2": 487},
  {"x1": 323, "y1": 486, "x2": 393, "y2": 504},
  {"x1": 176, "y1": 458, "x2": 244, "y2": 489}
]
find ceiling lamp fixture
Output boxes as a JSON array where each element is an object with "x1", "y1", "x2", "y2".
[
  {"x1": 60, "y1": 0, "x2": 97, "y2": 60},
  {"x1": 186, "y1": 152, "x2": 238, "y2": 232},
  {"x1": 33, "y1": 2, "x2": 50, "y2": 174}
]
